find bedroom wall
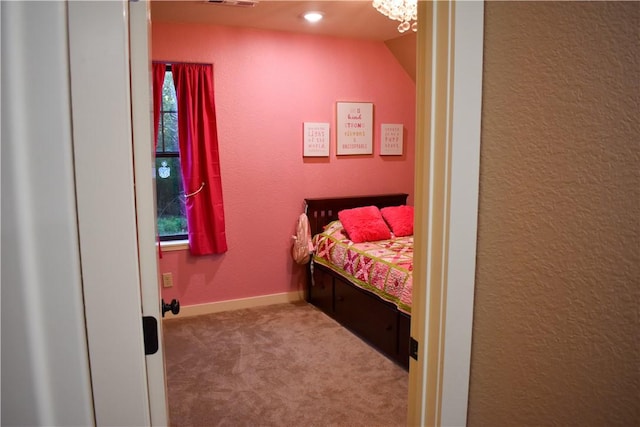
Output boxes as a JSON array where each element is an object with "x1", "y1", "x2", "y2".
[
  {"x1": 469, "y1": 2, "x2": 639, "y2": 426},
  {"x1": 151, "y1": 23, "x2": 415, "y2": 307}
]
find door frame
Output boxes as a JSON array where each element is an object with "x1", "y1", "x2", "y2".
[
  {"x1": 69, "y1": 0, "x2": 483, "y2": 425},
  {"x1": 68, "y1": 0, "x2": 167, "y2": 425},
  {"x1": 408, "y1": 1, "x2": 483, "y2": 425},
  {"x1": 129, "y1": 1, "x2": 170, "y2": 424}
]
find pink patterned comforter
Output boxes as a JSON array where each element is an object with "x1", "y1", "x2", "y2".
[{"x1": 312, "y1": 220, "x2": 413, "y2": 314}]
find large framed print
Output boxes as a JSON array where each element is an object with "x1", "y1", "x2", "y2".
[
  {"x1": 336, "y1": 102, "x2": 373, "y2": 155},
  {"x1": 380, "y1": 124, "x2": 404, "y2": 155},
  {"x1": 303, "y1": 122, "x2": 330, "y2": 157}
]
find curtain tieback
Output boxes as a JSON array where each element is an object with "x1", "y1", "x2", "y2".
[{"x1": 185, "y1": 182, "x2": 205, "y2": 198}]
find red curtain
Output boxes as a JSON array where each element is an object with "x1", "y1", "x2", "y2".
[
  {"x1": 152, "y1": 62, "x2": 166, "y2": 147},
  {"x1": 172, "y1": 63, "x2": 228, "y2": 255}
]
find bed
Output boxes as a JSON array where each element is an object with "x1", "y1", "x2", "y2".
[{"x1": 304, "y1": 194, "x2": 412, "y2": 369}]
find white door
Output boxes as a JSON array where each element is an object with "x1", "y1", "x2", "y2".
[
  {"x1": 68, "y1": 1, "x2": 168, "y2": 425},
  {"x1": 129, "y1": 1, "x2": 171, "y2": 424}
]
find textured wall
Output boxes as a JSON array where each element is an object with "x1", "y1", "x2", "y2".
[
  {"x1": 469, "y1": 2, "x2": 639, "y2": 426},
  {"x1": 152, "y1": 23, "x2": 415, "y2": 306}
]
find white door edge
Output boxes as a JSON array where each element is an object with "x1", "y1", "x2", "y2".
[
  {"x1": 129, "y1": 1, "x2": 170, "y2": 425},
  {"x1": 68, "y1": 1, "x2": 152, "y2": 425}
]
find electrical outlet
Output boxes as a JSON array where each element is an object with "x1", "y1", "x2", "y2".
[{"x1": 162, "y1": 272, "x2": 174, "y2": 288}]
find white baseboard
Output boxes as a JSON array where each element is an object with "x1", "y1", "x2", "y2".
[{"x1": 163, "y1": 290, "x2": 305, "y2": 319}]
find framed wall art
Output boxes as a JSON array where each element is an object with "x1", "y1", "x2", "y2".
[
  {"x1": 303, "y1": 122, "x2": 330, "y2": 157},
  {"x1": 336, "y1": 102, "x2": 373, "y2": 155},
  {"x1": 380, "y1": 124, "x2": 404, "y2": 156}
]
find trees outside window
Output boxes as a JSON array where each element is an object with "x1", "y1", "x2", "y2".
[{"x1": 155, "y1": 70, "x2": 187, "y2": 241}]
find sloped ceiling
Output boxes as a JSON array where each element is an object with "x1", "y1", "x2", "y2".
[{"x1": 385, "y1": 33, "x2": 416, "y2": 81}]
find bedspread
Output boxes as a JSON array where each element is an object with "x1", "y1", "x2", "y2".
[{"x1": 312, "y1": 220, "x2": 413, "y2": 314}]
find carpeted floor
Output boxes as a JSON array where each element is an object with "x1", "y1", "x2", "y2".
[{"x1": 163, "y1": 302, "x2": 408, "y2": 427}]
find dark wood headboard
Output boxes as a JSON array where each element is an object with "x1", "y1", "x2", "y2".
[{"x1": 304, "y1": 193, "x2": 409, "y2": 236}]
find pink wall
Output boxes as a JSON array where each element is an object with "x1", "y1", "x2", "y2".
[{"x1": 152, "y1": 22, "x2": 415, "y2": 306}]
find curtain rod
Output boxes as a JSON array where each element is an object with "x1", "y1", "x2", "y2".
[{"x1": 153, "y1": 61, "x2": 212, "y2": 67}]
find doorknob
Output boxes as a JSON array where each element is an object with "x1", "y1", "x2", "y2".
[{"x1": 161, "y1": 298, "x2": 180, "y2": 317}]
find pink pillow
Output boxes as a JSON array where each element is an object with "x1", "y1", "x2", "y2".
[
  {"x1": 380, "y1": 205, "x2": 414, "y2": 237},
  {"x1": 337, "y1": 206, "x2": 391, "y2": 243}
]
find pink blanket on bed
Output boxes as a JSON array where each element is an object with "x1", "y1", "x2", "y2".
[{"x1": 312, "y1": 220, "x2": 413, "y2": 314}]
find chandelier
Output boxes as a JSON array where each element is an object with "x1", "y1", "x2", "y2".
[{"x1": 372, "y1": 0, "x2": 417, "y2": 33}]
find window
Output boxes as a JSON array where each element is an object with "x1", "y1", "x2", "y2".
[
  {"x1": 155, "y1": 69, "x2": 187, "y2": 241},
  {"x1": 153, "y1": 62, "x2": 227, "y2": 254}
]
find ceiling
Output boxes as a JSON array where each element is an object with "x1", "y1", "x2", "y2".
[
  {"x1": 150, "y1": 0, "x2": 408, "y2": 42},
  {"x1": 149, "y1": 0, "x2": 417, "y2": 80}
]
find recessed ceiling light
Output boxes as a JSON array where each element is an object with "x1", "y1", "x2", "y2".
[{"x1": 303, "y1": 11, "x2": 324, "y2": 23}]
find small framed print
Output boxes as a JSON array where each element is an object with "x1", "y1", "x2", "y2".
[
  {"x1": 336, "y1": 102, "x2": 373, "y2": 155},
  {"x1": 303, "y1": 122, "x2": 330, "y2": 157},
  {"x1": 380, "y1": 124, "x2": 403, "y2": 156}
]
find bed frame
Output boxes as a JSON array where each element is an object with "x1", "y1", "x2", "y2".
[{"x1": 304, "y1": 194, "x2": 411, "y2": 370}]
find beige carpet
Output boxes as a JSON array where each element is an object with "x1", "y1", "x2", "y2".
[{"x1": 163, "y1": 302, "x2": 408, "y2": 427}]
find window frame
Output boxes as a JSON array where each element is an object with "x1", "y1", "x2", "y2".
[{"x1": 156, "y1": 65, "x2": 188, "y2": 242}]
